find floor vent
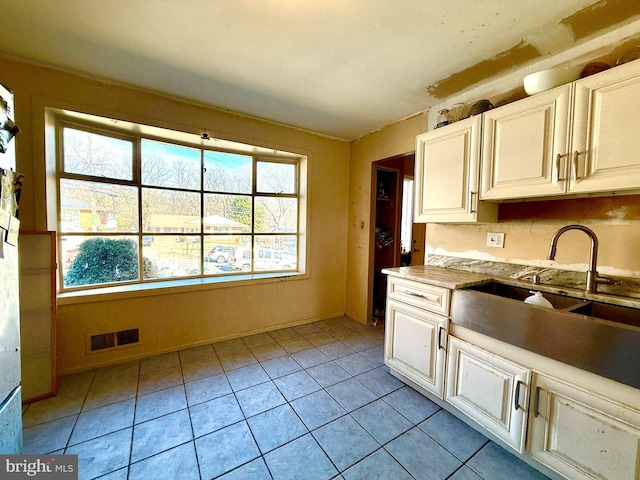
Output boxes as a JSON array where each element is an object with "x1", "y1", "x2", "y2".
[
  {"x1": 117, "y1": 328, "x2": 139, "y2": 346},
  {"x1": 89, "y1": 328, "x2": 140, "y2": 351},
  {"x1": 90, "y1": 333, "x2": 116, "y2": 351}
]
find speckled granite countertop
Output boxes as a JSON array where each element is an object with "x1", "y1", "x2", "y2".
[
  {"x1": 381, "y1": 265, "x2": 492, "y2": 289},
  {"x1": 383, "y1": 255, "x2": 640, "y2": 310}
]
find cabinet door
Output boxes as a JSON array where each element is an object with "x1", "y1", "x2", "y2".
[
  {"x1": 415, "y1": 116, "x2": 497, "y2": 223},
  {"x1": 385, "y1": 299, "x2": 447, "y2": 398},
  {"x1": 446, "y1": 337, "x2": 531, "y2": 452},
  {"x1": 528, "y1": 373, "x2": 640, "y2": 480},
  {"x1": 481, "y1": 85, "x2": 571, "y2": 200},
  {"x1": 570, "y1": 60, "x2": 640, "y2": 194}
]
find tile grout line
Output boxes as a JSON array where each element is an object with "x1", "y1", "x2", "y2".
[
  {"x1": 208, "y1": 324, "x2": 383, "y2": 478},
  {"x1": 179, "y1": 350, "x2": 204, "y2": 480},
  {"x1": 63, "y1": 368, "x2": 97, "y2": 454},
  {"x1": 26, "y1": 319, "x2": 392, "y2": 478}
]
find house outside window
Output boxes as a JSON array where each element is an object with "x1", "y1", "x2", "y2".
[{"x1": 54, "y1": 115, "x2": 305, "y2": 291}]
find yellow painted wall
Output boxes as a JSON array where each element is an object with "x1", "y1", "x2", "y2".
[
  {"x1": 3, "y1": 57, "x2": 350, "y2": 374},
  {"x1": 426, "y1": 200, "x2": 640, "y2": 278}
]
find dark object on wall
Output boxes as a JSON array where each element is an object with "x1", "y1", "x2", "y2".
[
  {"x1": 0, "y1": 85, "x2": 19, "y2": 154},
  {"x1": 400, "y1": 250, "x2": 412, "y2": 266},
  {"x1": 0, "y1": 168, "x2": 24, "y2": 221}
]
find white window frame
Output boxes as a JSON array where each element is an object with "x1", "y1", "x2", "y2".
[{"x1": 48, "y1": 109, "x2": 307, "y2": 295}]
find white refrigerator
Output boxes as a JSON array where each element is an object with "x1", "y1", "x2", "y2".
[{"x1": 0, "y1": 82, "x2": 22, "y2": 454}]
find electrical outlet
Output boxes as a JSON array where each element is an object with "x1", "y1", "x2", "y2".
[{"x1": 486, "y1": 232, "x2": 505, "y2": 248}]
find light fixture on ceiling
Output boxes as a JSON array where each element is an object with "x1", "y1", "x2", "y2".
[{"x1": 201, "y1": 130, "x2": 210, "y2": 140}]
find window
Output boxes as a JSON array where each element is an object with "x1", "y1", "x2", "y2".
[
  {"x1": 400, "y1": 177, "x2": 414, "y2": 253},
  {"x1": 54, "y1": 114, "x2": 304, "y2": 291}
]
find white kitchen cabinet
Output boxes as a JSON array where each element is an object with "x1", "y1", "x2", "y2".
[
  {"x1": 569, "y1": 60, "x2": 640, "y2": 194},
  {"x1": 480, "y1": 85, "x2": 571, "y2": 200},
  {"x1": 414, "y1": 116, "x2": 498, "y2": 223},
  {"x1": 481, "y1": 59, "x2": 640, "y2": 201},
  {"x1": 528, "y1": 372, "x2": 640, "y2": 480},
  {"x1": 385, "y1": 288, "x2": 448, "y2": 398},
  {"x1": 445, "y1": 336, "x2": 531, "y2": 452}
]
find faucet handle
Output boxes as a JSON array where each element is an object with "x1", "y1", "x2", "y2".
[
  {"x1": 596, "y1": 275, "x2": 621, "y2": 286},
  {"x1": 532, "y1": 274, "x2": 541, "y2": 285}
]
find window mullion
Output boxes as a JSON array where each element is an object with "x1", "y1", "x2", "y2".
[
  {"x1": 136, "y1": 137, "x2": 143, "y2": 281},
  {"x1": 251, "y1": 156, "x2": 258, "y2": 272},
  {"x1": 200, "y1": 149, "x2": 205, "y2": 272}
]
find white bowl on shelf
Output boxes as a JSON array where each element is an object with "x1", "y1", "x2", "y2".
[{"x1": 523, "y1": 65, "x2": 582, "y2": 95}]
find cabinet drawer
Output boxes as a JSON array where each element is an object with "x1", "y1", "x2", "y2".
[{"x1": 387, "y1": 276, "x2": 450, "y2": 316}]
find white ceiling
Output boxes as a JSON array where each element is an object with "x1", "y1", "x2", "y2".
[{"x1": 0, "y1": 1, "x2": 639, "y2": 140}]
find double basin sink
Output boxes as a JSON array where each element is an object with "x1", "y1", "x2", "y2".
[{"x1": 451, "y1": 281, "x2": 640, "y2": 389}]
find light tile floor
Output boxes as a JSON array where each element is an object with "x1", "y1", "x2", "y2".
[{"x1": 22, "y1": 316, "x2": 550, "y2": 480}]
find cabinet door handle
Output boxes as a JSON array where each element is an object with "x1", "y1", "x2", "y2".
[
  {"x1": 402, "y1": 289, "x2": 439, "y2": 303},
  {"x1": 468, "y1": 191, "x2": 476, "y2": 214},
  {"x1": 555, "y1": 153, "x2": 565, "y2": 182},
  {"x1": 405, "y1": 290, "x2": 426, "y2": 299},
  {"x1": 533, "y1": 386, "x2": 541, "y2": 417},
  {"x1": 437, "y1": 326, "x2": 446, "y2": 350},
  {"x1": 572, "y1": 151, "x2": 580, "y2": 180},
  {"x1": 514, "y1": 380, "x2": 523, "y2": 411}
]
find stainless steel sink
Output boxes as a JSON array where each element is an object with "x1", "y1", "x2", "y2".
[
  {"x1": 465, "y1": 281, "x2": 640, "y2": 328},
  {"x1": 569, "y1": 301, "x2": 640, "y2": 328},
  {"x1": 466, "y1": 282, "x2": 582, "y2": 309},
  {"x1": 451, "y1": 281, "x2": 640, "y2": 389}
]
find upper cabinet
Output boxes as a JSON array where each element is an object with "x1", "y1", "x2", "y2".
[
  {"x1": 481, "y1": 60, "x2": 640, "y2": 201},
  {"x1": 570, "y1": 60, "x2": 640, "y2": 194},
  {"x1": 415, "y1": 116, "x2": 498, "y2": 223},
  {"x1": 481, "y1": 85, "x2": 571, "y2": 200}
]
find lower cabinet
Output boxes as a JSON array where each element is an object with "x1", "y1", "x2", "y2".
[
  {"x1": 383, "y1": 275, "x2": 640, "y2": 480},
  {"x1": 445, "y1": 337, "x2": 531, "y2": 452},
  {"x1": 385, "y1": 298, "x2": 447, "y2": 398},
  {"x1": 528, "y1": 372, "x2": 640, "y2": 480}
]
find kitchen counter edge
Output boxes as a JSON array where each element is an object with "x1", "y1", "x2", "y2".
[{"x1": 382, "y1": 265, "x2": 640, "y2": 309}]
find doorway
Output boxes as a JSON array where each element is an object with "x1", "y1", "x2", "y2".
[{"x1": 369, "y1": 153, "x2": 424, "y2": 324}]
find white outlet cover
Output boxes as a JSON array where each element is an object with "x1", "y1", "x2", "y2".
[{"x1": 487, "y1": 232, "x2": 505, "y2": 248}]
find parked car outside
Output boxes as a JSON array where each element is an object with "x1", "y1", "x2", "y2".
[
  {"x1": 208, "y1": 246, "x2": 234, "y2": 263},
  {"x1": 227, "y1": 247, "x2": 295, "y2": 272}
]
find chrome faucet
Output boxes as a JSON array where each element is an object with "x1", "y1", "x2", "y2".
[{"x1": 547, "y1": 224, "x2": 615, "y2": 293}]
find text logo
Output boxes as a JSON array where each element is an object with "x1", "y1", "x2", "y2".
[{"x1": 1, "y1": 455, "x2": 78, "y2": 479}]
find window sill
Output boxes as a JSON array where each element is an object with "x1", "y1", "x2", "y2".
[{"x1": 57, "y1": 271, "x2": 308, "y2": 306}]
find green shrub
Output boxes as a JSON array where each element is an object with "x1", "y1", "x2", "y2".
[{"x1": 65, "y1": 237, "x2": 139, "y2": 286}]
